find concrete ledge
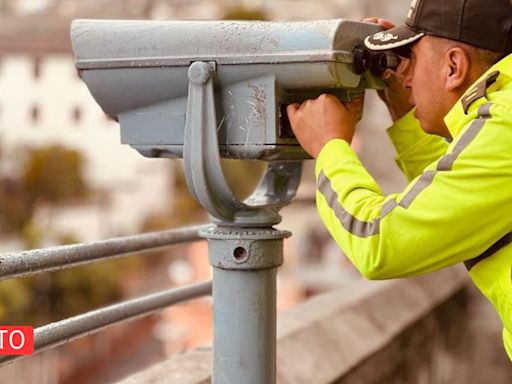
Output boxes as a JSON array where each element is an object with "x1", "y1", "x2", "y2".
[
  {"x1": 276, "y1": 266, "x2": 468, "y2": 384},
  {"x1": 118, "y1": 266, "x2": 468, "y2": 384}
]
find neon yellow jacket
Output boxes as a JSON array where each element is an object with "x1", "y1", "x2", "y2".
[{"x1": 315, "y1": 53, "x2": 512, "y2": 359}]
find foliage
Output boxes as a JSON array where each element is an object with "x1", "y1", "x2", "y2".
[
  {"x1": 0, "y1": 257, "x2": 141, "y2": 326},
  {"x1": 40, "y1": 233, "x2": 141, "y2": 323},
  {"x1": 44, "y1": 260, "x2": 125, "y2": 322},
  {"x1": 0, "y1": 144, "x2": 89, "y2": 234},
  {"x1": 221, "y1": 159, "x2": 266, "y2": 201},
  {"x1": 0, "y1": 279, "x2": 33, "y2": 324},
  {"x1": 0, "y1": 177, "x2": 32, "y2": 233},
  {"x1": 0, "y1": 142, "x2": 133, "y2": 326},
  {"x1": 22, "y1": 144, "x2": 88, "y2": 203},
  {"x1": 0, "y1": 144, "x2": 266, "y2": 326},
  {"x1": 0, "y1": 230, "x2": 143, "y2": 326},
  {"x1": 171, "y1": 162, "x2": 207, "y2": 226}
]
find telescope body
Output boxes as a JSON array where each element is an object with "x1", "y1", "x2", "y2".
[{"x1": 72, "y1": 19, "x2": 383, "y2": 160}]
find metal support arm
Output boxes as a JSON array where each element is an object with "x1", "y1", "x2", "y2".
[{"x1": 183, "y1": 61, "x2": 302, "y2": 227}]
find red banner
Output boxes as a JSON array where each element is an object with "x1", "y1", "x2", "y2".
[{"x1": 0, "y1": 326, "x2": 34, "y2": 355}]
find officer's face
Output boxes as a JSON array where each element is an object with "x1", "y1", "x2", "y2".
[{"x1": 403, "y1": 37, "x2": 452, "y2": 137}]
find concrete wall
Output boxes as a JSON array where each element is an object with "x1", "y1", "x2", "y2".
[{"x1": 117, "y1": 266, "x2": 475, "y2": 384}]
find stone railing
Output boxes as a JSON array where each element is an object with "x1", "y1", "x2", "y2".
[{"x1": 119, "y1": 266, "x2": 470, "y2": 384}]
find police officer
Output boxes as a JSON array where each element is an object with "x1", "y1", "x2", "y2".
[{"x1": 287, "y1": 0, "x2": 512, "y2": 359}]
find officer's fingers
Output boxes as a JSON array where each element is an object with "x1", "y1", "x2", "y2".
[
  {"x1": 347, "y1": 96, "x2": 364, "y2": 111},
  {"x1": 318, "y1": 93, "x2": 343, "y2": 107},
  {"x1": 287, "y1": 103, "x2": 301, "y2": 120},
  {"x1": 342, "y1": 97, "x2": 363, "y2": 118},
  {"x1": 362, "y1": 18, "x2": 395, "y2": 30},
  {"x1": 352, "y1": 95, "x2": 365, "y2": 104},
  {"x1": 297, "y1": 99, "x2": 314, "y2": 112},
  {"x1": 376, "y1": 19, "x2": 395, "y2": 29},
  {"x1": 287, "y1": 103, "x2": 300, "y2": 112},
  {"x1": 317, "y1": 93, "x2": 333, "y2": 102}
]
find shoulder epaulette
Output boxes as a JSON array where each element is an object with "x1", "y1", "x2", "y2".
[{"x1": 461, "y1": 70, "x2": 500, "y2": 114}]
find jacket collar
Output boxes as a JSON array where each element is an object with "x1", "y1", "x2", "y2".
[{"x1": 444, "y1": 53, "x2": 512, "y2": 138}]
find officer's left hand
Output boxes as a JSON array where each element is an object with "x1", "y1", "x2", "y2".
[{"x1": 287, "y1": 94, "x2": 364, "y2": 158}]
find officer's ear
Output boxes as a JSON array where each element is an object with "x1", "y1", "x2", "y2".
[{"x1": 444, "y1": 47, "x2": 470, "y2": 92}]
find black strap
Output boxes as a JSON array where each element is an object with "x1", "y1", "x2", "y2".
[{"x1": 465, "y1": 232, "x2": 512, "y2": 271}]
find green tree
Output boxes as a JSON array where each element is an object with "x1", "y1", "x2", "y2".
[
  {"x1": 0, "y1": 144, "x2": 89, "y2": 234},
  {"x1": 0, "y1": 178, "x2": 32, "y2": 233},
  {"x1": 22, "y1": 144, "x2": 88, "y2": 203},
  {"x1": 0, "y1": 143, "x2": 130, "y2": 325},
  {"x1": 0, "y1": 231, "x2": 142, "y2": 326}
]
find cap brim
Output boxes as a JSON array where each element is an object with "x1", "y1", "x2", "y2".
[{"x1": 364, "y1": 25, "x2": 425, "y2": 51}]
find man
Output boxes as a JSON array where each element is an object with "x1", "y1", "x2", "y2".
[{"x1": 287, "y1": 0, "x2": 512, "y2": 359}]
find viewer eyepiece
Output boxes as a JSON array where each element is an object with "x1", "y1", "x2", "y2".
[{"x1": 352, "y1": 45, "x2": 399, "y2": 76}]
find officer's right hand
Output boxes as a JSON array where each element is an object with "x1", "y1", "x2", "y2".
[{"x1": 363, "y1": 18, "x2": 415, "y2": 121}]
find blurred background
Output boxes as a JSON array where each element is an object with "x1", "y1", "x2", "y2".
[{"x1": 0, "y1": 1, "x2": 508, "y2": 383}]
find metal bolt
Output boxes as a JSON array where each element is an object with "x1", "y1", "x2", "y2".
[{"x1": 188, "y1": 61, "x2": 212, "y2": 84}]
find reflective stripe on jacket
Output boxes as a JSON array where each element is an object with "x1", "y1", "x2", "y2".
[{"x1": 315, "y1": 53, "x2": 512, "y2": 359}]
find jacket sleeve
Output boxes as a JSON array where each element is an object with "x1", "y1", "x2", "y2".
[
  {"x1": 387, "y1": 110, "x2": 449, "y2": 181},
  {"x1": 315, "y1": 103, "x2": 512, "y2": 279}
]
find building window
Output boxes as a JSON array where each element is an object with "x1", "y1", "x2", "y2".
[
  {"x1": 72, "y1": 106, "x2": 82, "y2": 124},
  {"x1": 32, "y1": 57, "x2": 42, "y2": 80},
  {"x1": 31, "y1": 104, "x2": 40, "y2": 123}
]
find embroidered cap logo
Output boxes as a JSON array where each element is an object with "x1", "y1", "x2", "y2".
[{"x1": 373, "y1": 32, "x2": 399, "y2": 42}]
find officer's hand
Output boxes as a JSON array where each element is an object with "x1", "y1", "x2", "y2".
[
  {"x1": 362, "y1": 18, "x2": 395, "y2": 30},
  {"x1": 379, "y1": 60, "x2": 414, "y2": 121},
  {"x1": 287, "y1": 94, "x2": 364, "y2": 158},
  {"x1": 363, "y1": 18, "x2": 414, "y2": 121}
]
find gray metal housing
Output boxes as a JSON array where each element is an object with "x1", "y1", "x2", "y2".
[{"x1": 71, "y1": 19, "x2": 383, "y2": 160}]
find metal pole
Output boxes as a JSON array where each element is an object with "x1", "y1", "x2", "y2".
[
  {"x1": 202, "y1": 226, "x2": 289, "y2": 384},
  {"x1": 0, "y1": 225, "x2": 209, "y2": 281},
  {"x1": 181, "y1": 61, "x2": 300, "y2": 383}
]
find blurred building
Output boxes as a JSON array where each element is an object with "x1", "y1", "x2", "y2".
[{"x1": 0, "y1": 2, "x2": 176, "y2": 245}]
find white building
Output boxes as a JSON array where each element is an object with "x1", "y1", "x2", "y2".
[{"x1": 0, "y1": 14, "x2": 174, "y2": 244}]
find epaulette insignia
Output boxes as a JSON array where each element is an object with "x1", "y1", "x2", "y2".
[{"x1": 461, "y1": 70, "x2": 500, "y2": 114}]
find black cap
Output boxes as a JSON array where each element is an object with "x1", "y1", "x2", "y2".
[{"x1": 364, "y1": 0, "x2": 512, "y2": 54}]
